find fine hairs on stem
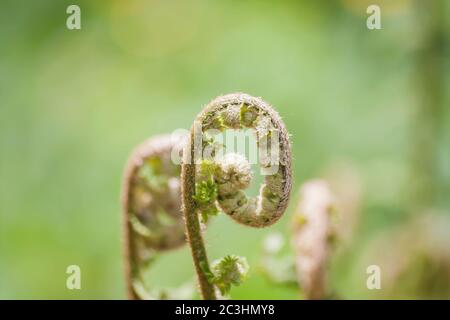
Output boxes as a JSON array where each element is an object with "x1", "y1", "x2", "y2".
[
  {"x1": 181, "y1": 93, "x2": 292, "y2": 299},
  {"x1": 292, "y1": 180, "x2": 336, "y2": 300},
  {"x1": 122, "y1": 134, "x2": 185, "y2": 299}
]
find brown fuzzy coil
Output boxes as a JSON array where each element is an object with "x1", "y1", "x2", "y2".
[
  {"x1": 196, "y1": 93, "x2": 292, "y2": 227},
  {"x1": 181, "y1": 93, "x2": 293, "y2": 299},
  {"x1": 292, "y1": 179, "x2": 335, "y2": 300},
  {"x1": 122, "y1": 134, "x2": 185, "y2": 299}
]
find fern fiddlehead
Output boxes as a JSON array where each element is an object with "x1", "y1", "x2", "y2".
[
  {"x1": 292, "y1": 179, "x2": 336, "y2": 300},
  {"x1": 181, "y1": 93, "x2": 292, "y2": 299},
  {"x1": 122, "y1": 134, "x2": 186, "y2": 299}
]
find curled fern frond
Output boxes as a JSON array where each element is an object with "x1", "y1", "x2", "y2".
[
  {"x1": 292, "y1": 179, "x2": 336, "y2": 300},
  {"x1": 122, "y1": 134, "x2": 186, "y2": 299},
  {"x1": 196, "y1": 93, "x2": 292, "y2": 227},
  {"x1": 181, "y1": 93, "x2": 293, "y2": 299}
]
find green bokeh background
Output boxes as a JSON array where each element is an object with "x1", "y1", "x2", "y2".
[{"x1": 0, "y1": 0, "x2": 449, "y2": 299}]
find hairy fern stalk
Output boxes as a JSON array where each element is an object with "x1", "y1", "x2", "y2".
[
  {"x1": 181, "y1": 93, "x2": 292, "y2": 299},
  {"x1": 122, "y1": 134, "x2": 186, "y2": 300}
]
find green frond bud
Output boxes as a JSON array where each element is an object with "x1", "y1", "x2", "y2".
[
  {"x1": 193, "y1": 179, "x2": 218, "y2": 205},
  {"x1": 197, "y1": 159, "x2": 218, "y2": 180},
  {"x1": 210, "y1": 255, "x2": 249, "y2": 295},
  {"x1": 211, "y1": 115, "x2": 227, "y2": 131},
  {"x1": 193, "y1": 179, "x2": 219, "y2": 223},
  {"x1": 240, "y1": 103, "x2": 258, "y2": 127},
  {"x1": 138, "y1": 158, "x2": 169, "y2": 193}
]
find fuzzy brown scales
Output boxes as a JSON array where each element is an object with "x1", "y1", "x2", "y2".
[
  {"x1": 122, "y1": 134, "x2": 185, "y2": 300},
  {"x1": 199, "y1": 93, "x2": 292, "y2": 227},
  {"x1": 292, "y1": 180, "x2": 336, "y2": 300},
  {"x1": 182, "y1": 93, "x2": 293, "y2": 299}
]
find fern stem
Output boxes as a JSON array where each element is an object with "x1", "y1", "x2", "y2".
[{"x1": 182, "y1": 130, "x2": 218, "y2": 299}]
